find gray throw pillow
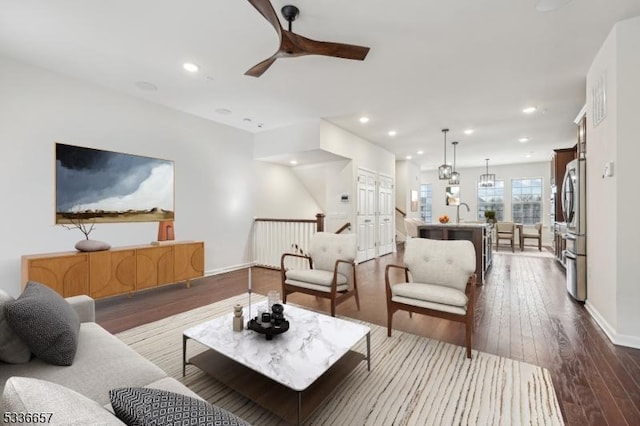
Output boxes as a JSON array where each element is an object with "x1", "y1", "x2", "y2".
[
  {"x1": 0, "y1": 290, "x2": 31, "y2": 363},
  {"x1": 109, "y1": 388, "x2": 251, "y2": 426},
  {"x1": 4, "y1": 281, "x2": 80, "y2": 366}
]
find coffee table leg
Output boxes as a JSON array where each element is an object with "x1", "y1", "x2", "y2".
[
  {"x1": 298, "y1": 391, "x2": 302, "y2": 425},
  {"x1": 366, "y1": 332, "x2": 371, "y2": 371},
  {"x1": 182, "y1": 335, "x2": 188, "y2": 377}
]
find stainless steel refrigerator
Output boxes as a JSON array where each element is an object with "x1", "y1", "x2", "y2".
[{"x1": 561, "y1": 158, "x2": 586, "y2": 301}]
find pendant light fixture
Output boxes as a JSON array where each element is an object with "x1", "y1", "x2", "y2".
[
  {"x1": 438, "y1": 128, "x2": 452, "y2": 180},
  {"x1": 479, "y1": 158, "x2": 495, "y2": 187},
  {"x1": 449, "y1": 141, "x2": 460, "y2": 185}
]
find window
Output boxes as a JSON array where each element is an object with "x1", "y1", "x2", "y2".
[
  {"x1": 419, "y1": 184, "x2": 432, "y2": 223},
  {"x1": 512, "y1": 178, "x2": 543, "y2": 224},
  {"x1": 477, "y1": 180, "x2": 504, "y2": 221}
]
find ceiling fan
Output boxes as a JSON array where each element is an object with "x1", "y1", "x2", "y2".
[{"x1": 245, "y1": 0, "x2": 370, "y2": 77}]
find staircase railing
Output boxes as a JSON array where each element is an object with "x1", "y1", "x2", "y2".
[
  {"x1": 253, "y1": 214, "x2": 324, "y2": 269},
  {"x1": 253, "y1": 214, "x2": 351, "y2": 269}
]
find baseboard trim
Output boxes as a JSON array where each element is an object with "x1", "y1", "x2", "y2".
[
  {"x1": 205, "y1": 262, "x2": 254, "y2": 277},
  {"x1": 585, "y1": 301, "x2": 640, "y2": 349}
]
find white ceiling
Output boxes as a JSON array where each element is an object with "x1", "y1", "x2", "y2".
[{"x1": 1, "y1": 0, "x2": 639, "y2": 170}]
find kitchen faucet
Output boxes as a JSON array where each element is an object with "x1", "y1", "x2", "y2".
[{"x1": 456, "y1": 202, "x2": 470, "y2": 224}]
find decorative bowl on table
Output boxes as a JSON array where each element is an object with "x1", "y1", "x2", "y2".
[
  {"x1": 438, "y1": 215, "x2": 450, "y2": 224},
  {"x1": 247, "y1": 318, "x2": 290, "y2": 340},
  {"x1": 247, "y1": 303, "x2": 289, "y2": 340}
]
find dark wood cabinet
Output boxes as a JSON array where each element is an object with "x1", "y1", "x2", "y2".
[{"x1": 551, "y1": 146, "x2": 577, "y2": 221}]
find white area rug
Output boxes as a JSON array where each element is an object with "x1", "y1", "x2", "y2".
[{"x1": 116, "y1": 294, "x2": 564, "y2": 425}]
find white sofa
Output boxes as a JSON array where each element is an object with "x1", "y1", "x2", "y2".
[{"x1": 0, "y1": 295, "x2": 248, "y2": 424}]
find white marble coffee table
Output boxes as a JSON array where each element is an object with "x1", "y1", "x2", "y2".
[{"x1": 183, "y1": 301, "x2": 370, "y2": 425}]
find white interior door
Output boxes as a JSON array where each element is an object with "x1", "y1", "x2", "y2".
[
  {"x1": 357, "y1": 169, "x2": 376, "y2": 263},
  {"x1": 378, "y1": 175, "x2": 394, "y2": 255}
]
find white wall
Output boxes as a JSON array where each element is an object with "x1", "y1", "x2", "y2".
[
  {"x1": 395, "y1": 160, "x2": 421, "y2": 219},
  {"x1": 253, "y1": 161, "x2": 322, "y2": 218},
  {"x1": 319, "y1": 121, "x2": 395, "y2": 177},
  {"x1": 585, "y1": 16, "x2": 640, "y2": 347},
  {"x1": 253, "y1": 120, "x2": 320, "y2": 159},
  {"x1": 293, "y1": 160, "x2": 353, "y2": 233},
  {"x1": 0, "y1": 55, "x2": 255, "y2": 296},
  {"x1": 420, "y1": 161, "x2": 552, "y2": 242},
  {"x1": 585, "y1": 26, "x2": 619, "y2": 335}
]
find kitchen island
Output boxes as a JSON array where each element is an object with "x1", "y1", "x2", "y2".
[{"x1": 417, "y1": 223, "x2": 493, "y2": 285}]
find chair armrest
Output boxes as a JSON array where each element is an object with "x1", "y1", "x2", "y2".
[
  {"x1": 465, "y1": 273, "x2": 477, "y2": 316},
  {"x1": 385, "y1": 264, "x2": 409, "y2": 301},
  {"x1": 332, "y1": 259, "x2": 356, "y2": 292},
  {"x1": 280, "y1": 253, "x2": 313, "y2": 270},
  {"x1": 65, "y1": 295, "x2": 95, "y2": 323}
]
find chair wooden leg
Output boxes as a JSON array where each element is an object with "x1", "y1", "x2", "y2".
[
  {"x1": 331, "y1": 299, "x2": 336, "y2": 317},
  {"x1": 538, "y1": 238, "x2": 542, "y2": 251},
  {"x1": 387, "y1": 311, "x2": 393, "y2": 337},
  {"x1": 354, "y1": 287, "x2": 361, "y2": 311},
  {"x1": 409, "y1": 311, "x2": 413, "y2": 318},
  {"x1": 465, "y1": 317, "x2": 473, "y2": 359}
]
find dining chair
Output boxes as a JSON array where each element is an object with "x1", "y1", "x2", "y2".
[
  {"x1": 495, "y1": 222, "x2": 516, "y2": 252},
  {"x1": 521, "y1": 223, "x2": 543, "y2": 251}
]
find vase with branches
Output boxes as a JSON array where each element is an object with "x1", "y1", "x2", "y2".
[
  {"x1": 60, "y1": 211, "x2": 110, "y2": 252},
  {"x1": 61, "y1": 213, "x2": 96, "y2": 240}
]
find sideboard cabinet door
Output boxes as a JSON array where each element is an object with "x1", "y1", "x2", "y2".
[{"x1": 89, "y1": 249, "x2": 136, "y2": 298}]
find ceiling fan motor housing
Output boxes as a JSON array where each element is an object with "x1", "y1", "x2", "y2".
[{"x1": 281, "y1": 5, "x2": 300, "y2": 23}]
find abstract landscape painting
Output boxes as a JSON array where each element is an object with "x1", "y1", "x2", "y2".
[{"x1": 55, "y1": 143, "x2": 174, "y2": 223}]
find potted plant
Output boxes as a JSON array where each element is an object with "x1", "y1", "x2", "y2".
[{"x1": 484, "y1": 210, "x2": 496, "y2": 224}]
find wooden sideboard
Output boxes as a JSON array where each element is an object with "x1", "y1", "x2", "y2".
[{"x1": 21, "y1": 241, "x2": 204, "y2": 299}]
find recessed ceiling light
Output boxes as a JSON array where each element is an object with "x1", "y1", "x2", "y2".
[
  {"x1": 134, "y1": 81, "x2": 158, "y2": 92},
  {"x1": 417, "y1": 150, "x2": 424, "y2": 155},
  {"x1": 243, "y1": 118, "x2": 252, "y2": 122},
  {"x1": 519, "y1": 137, "x2": 530, "y2": 143},
  {"x1": 522, "y1": 106, "x2": 537, "y2": 114},
  {"x1": 257, "y1": 123, "x2": 264, "y2": 128},
  {"x1": 290, "y1": 160, "x2": 298, "y2": 165},
  {"x1": 359, "y1": 116, "x2": 369, "y2": 124},
  {"x1": 388, "y1": 130, "x2": 397, "y2": 137},
  {"x1": 406, "y1": 155, "x2": 412, "y2": 160},
  {"x1": 183, "y1": 62, "x2": 199, "y2": 72},
  {"x1": 464, "y1": 129, "x2": 474, "y2": 135},
  {"x1": 215, "y1": 108, "x2": 232, "y2": 115},
  {"x1": 525, "y1": 152, "x2": 533, "y2": 158}
]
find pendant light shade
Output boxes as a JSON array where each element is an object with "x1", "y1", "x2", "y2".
[
  {"x1": 438, "y1": 128, "x2": 452, "y2": 180},
  {"x1": 479, "y1": 158, "x2": 495, "y2": 187},
  {"x1": 449, "y1": 141, "x2": 460, "y2": 185}
]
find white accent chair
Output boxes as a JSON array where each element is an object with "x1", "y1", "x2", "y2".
[
  {"x1": 281, "y1": 232, "x2": 360, "y2": 317},
  {"x1": 385, "y1": 238, "x2": 477, "y2": 358}
]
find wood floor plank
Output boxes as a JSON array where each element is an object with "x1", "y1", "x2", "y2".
[{"x1": 96, "y1": 245, "x2": 640, "y2": 426}]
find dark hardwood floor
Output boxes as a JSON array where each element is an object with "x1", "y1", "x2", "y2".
[{"x1": 96, "y1": 246, "x2": 640, "y2": 426}]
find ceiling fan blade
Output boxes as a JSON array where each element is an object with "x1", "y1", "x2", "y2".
[
  {"x1": 247, "y1": 0, "x2": 282, "y2": 37},
  {"x1": 245, "y1": 56, "x2": 278, "y2": 77},
  {"x1": 286, "y1": 32, "x2": 370, "y2": 61}
]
